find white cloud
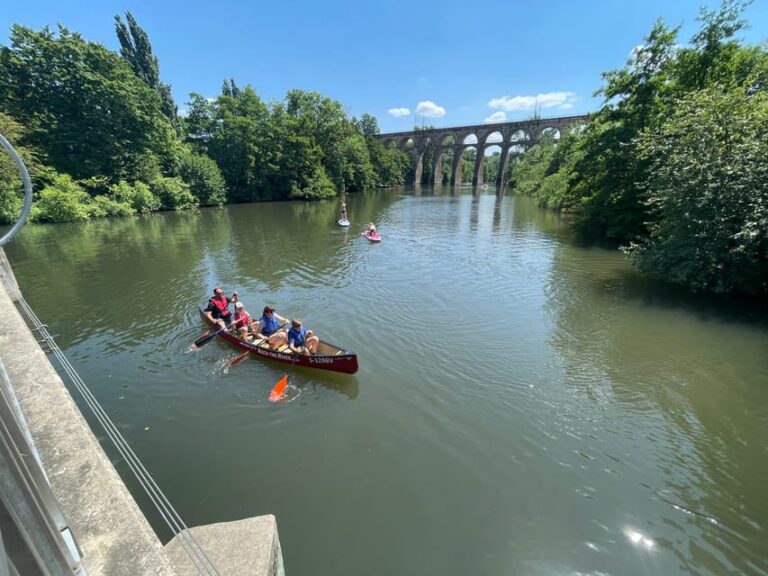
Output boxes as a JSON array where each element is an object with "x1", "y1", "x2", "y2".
[
  {"x1": 488, "y1": 91, "x2": 576, "y2": 111},
  {"x1": 484, "y1": 111, "x2": 507, "y2": 123},
  {"x1": 388, "y1": 107, "x2": 410, "y2": 117},
  {"x1": 415, "y1": 100, "x2": 446, "y2": 118}
]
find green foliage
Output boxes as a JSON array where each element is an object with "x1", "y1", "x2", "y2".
[
  {"x1": 34, "y1": 174, "x2": 93, "y2": 222},
  {"x1": 366, "y1": 140, "x2": 409, "y2": 185},
  {"x1": 150, "y1": 176, "x2": 198, "y2": 211},
  {"x1": 289, "y1": 164, "x2": 336, "y2": 200},
  {"x1": 0, "y1": 112, "x2": 39, "y2": 224},
  {"x1": 626, "y1": 87, "x2": 768, "y2": 294},
  {"x1": 0, "y1": 25, "x2": 176, "y2": 183},
  {"x1": 353, "y1": 113, "x2": 380, "y2": 137},
  {"x1": 186, "y1": 86, "x2": 386, "y2": 200},
  {"x1": 339, "y1": 133, "x2": 376, "y2": 191},
  {"x1": 177, "y1": 149, "x2": 227, "y2": 206},
  {"x1": 114, "y1": 11, "x2": 177, "y2": 126},
  {"x1": 91, "y1": 195, "x2": 136, "y2": 218},
  {"x1": 108, "y1": 180, "x2": 160, "y2": 214},
  {"x1": 506, "y1": 1, "x2": 767, "y2": 294}
]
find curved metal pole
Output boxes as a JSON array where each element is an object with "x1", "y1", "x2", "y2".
[{"x1": 0, "y1": 132, "x2": 33, "y2": 247}]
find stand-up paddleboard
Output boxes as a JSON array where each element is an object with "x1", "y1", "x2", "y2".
[
  {"x1": 338, "y1": 218, "x2": 350, "y2": 227},
  {"x1": 362, "y1": 231, "x2": 381, "y2": 243}
]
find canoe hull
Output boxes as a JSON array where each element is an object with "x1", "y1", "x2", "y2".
[
  {"x1": 362, "y1": 232, "x2": 381, "y2": 242},
  {"x1": 338, "y1": 218, "x2": 350, "y2": 227},
  {"x1": 197, "y1": 307, "x2": 358, "y2": 374}
]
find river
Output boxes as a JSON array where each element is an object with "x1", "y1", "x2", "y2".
[{"x1": 5, "y1": 186, "x2": 768, "y2": 576}]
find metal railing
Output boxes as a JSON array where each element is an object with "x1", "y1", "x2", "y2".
[
  {"x1": 0, "y1": 133, "x2": 33, "y2": 248},
  {"x1": 0, "y1": 357, "x2": 85, "y2": 575}
]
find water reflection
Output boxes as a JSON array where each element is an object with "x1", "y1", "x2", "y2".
[
  {"x1": 5, "y1": 188, "x2": 768, "y2": 576},
  {"x1": 544, "y1": 230, "x2": 768, "y2": 575}
]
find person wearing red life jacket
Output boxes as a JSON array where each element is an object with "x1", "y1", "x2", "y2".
[
  {"x1": 204, "y1": 287, "x2": 238, "y2": 330},
  {"x1": 232, "y1": 301, "x2": 254, "y2": 340}
]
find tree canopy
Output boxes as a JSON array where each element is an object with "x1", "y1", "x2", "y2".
[
  {"x1": 0, "y1": 15, "x2": 407, "y2": 225},
  {"x1": 509, "y1": 0, "x2": 768, "y2": 294}
]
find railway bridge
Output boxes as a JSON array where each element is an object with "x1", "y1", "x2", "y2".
[{"x1": 376, "y1": 114, "x2": 590, "y2": 186}]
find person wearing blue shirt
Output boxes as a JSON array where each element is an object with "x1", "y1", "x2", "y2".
[
  {"x1": 256, "y1": 306, "x2": 289, "y2": 349},
  {"x1": 287, "y1": 318, "x2": 319, "y2": 355}
]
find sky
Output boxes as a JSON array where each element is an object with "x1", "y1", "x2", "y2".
[{"x1": 2, "y1": 0, "x2": 767, "y2": 134}]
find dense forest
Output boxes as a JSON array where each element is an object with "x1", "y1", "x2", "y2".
[
  {"x1": 1, "y1": 2, "x2": 766, "y2": 295},
  {"x1": 509, "y1": 0, "x2": 767, "y2": 295},
  {"x1": 0, "y1": 13, "x2": 409, "y2": 224}
]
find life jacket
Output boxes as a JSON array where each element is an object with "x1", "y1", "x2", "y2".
[
  {"x1": 209, "y1": 295, "x2": 231, "y2": 319},
  {"x1": 288, "y1": 326, "x2": 306, "y2": 347},
  {"x1": 234, "y1": 310, "x2": 251, "y2": 329},
  {"x1": 260, "y1": 314, "x2": 280, "y2": 336}
]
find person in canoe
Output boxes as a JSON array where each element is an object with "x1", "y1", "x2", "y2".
[
  {"x1": 232, "y1": 301, "x2": 255, "y2": 340},
  {"x1": 256, "y1": 305, "x2": 290, "y2": 349},
  {"x1": 287, "y1": 318, "x2": 319, "y2": 356},
  {"x1": 340, "y1": 196, "x2": 347, "y2": 221},
  {"x1": 366, "y1": 222, "x2": 377, "y2": 234},
  {"x1": 205, "y1": 287, "x2": 239, "y2": 330}
]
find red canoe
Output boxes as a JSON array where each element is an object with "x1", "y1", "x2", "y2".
[
  {"x1": 362, "y1": 231, "x2": 382, "y2": 242},
  {"x1": 197, "y1": 307, "x2": 359, "y2": 374}
]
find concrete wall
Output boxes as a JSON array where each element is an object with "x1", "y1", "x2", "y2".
[
  {"x1": 0, "y1": 248, "x2": 285, "y2": 575},
  {"x1": 0, "y1": 251, "x2": 178, "y2": 575}
]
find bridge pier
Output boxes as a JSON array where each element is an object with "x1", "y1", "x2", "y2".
[
  {"x1": 407, "y1": 150, "x2": 423, "y2": 186},
  {"x1": 497, "y1": 144, "x2": 511, "y2": 186},
  {"x1": 472, "y1": 148, "x2": 484, "y2": 187},
  {"x1": 450, "y1": 145, "x2": 463, "y2": 185},
  {"x1": 432, "y1": 148, "x2": 445, "y2": 185}
]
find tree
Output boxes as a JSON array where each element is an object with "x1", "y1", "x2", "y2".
[
  {"x1": 177, "y1": 148, "x2": 227, "y2": 206},
  {"x1": 114, "y1": 12, "x2": 177, "y2": 127},
  {"x1": 627, "y1": 87, "x2": 768, "y2": 294},
  {"x1": 566, "y1": 18, "x2": 680, "y2": 239},
  {"x1": 0, "y1": 25, "x2": 176, "y2": 183},
  {"x1": 353, "y1": 113, "x2": 380, "y2": 137}
]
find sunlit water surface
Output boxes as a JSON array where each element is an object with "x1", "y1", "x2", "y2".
[{"x1": 5, "y1": 187, "x2": 768, "y2": 576}]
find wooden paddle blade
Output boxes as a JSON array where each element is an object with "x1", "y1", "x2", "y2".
[
  {"x1": 228, "y1": 350, "x2": 250, "y2": 367},
  {"x1": 193, "y1": 326, "x2": 224, "y2": 348},
  {"x1": 269, "y1": 375, "x2": 288, "y2": 402}
]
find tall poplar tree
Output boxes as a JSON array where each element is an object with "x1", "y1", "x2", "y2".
[{"x1": 114, "y1": 12, "x2": 177, "y2": 127}]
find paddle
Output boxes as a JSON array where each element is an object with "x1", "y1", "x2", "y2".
[
  {"x1": 193, "y1": 322, "x2": 231, "y2": 348},
  {"x1": 226, "y1": 337, "x2": 266, "y2": 367},
  {"x1": 269, "y1": 351, "x2": 301, "y2": 402}
]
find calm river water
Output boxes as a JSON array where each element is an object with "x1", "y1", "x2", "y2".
[{"x1": 5, "y1": 187, "x2": 768, "y2": 576}]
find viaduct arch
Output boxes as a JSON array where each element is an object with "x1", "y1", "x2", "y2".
[{"x1": 377, "y1": 114, "x2": 590, "y2": 186}]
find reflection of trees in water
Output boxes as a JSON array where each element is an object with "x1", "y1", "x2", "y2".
[
  {"x1": 544, "y1": 240, "x2": 768, "y2": 575},
  {"x1": 7, "y1": 212, "x2": 208, "y2": 335},
  {"x1": 509, "y1": 194, "x2": 569, "y2": 238},
  {"x1": 225, "y1": 189, "x2": 405, "y2": 292}
]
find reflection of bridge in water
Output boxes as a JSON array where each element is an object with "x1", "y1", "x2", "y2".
[{"x1": 377, "y1": 114, "x2": 590, "y2": 186}]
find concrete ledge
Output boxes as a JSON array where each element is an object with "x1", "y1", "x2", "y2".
[
  {"x1": 0, "y1": 248, "x2": 20, "y2": 301},
  {"x1": 0, "y1": 270, "x2": 177, "y2": 576},
  {"x1": 165, "y1": 516, "x2": 284, "y2": 576},
  {"x1": 1, "y1": 247, "x2": 286, "y2": 575}
]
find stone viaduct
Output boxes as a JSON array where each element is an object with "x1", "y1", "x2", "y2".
[{"x1": 377, "y1": 114, "x2": 590, "y2": 186}]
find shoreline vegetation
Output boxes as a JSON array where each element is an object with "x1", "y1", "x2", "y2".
[
  {"x1": 0, "y1": 13, "x2": 411, "y2": 226},
  {"x1": 1, "y1": 1, "x2": 766, "y2": 296}
]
